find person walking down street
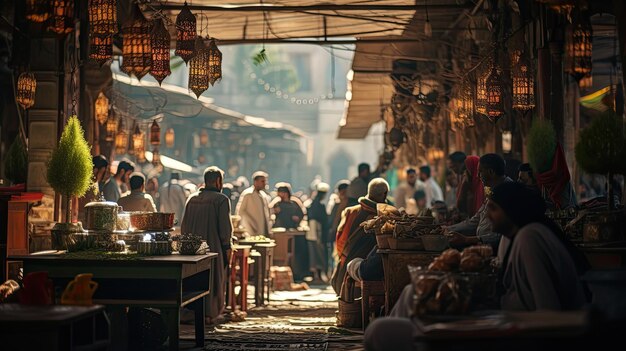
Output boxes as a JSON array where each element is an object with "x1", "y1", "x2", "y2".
[
  {"x1": 236, "y1": 171, "x2": 272, "y2": 236},
  {"x1": 159, "y1": 172, "x2": 188, "y2": 225},
  {"x1": 393, "y1": 168, "x2": 424, "y2": 210},
  {"x1": 117, "y1": 173, "x2": 157, "y2": 212},
  {"x1": 270, "y1": 182, "x2": 308, "y2": 280},
  {"x1": 181, "y1": 167, "x2": 233, "y2": 325},
  {"x1": 419, "y1": 165, "x2": 443, "y2": 208},
  {"x1": 327, "y1": 180, "x2": 350, "y2": 275},
  {"x1": 307, "y1": 182, "x2": 330, "y2": 283}
]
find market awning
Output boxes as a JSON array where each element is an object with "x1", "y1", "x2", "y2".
[
  {"x1": 111, "y1": 72, "x2": 307, "y2": 138},
  {"x1": 145, "y1": 151, "x2": 194, "y2": 173}
]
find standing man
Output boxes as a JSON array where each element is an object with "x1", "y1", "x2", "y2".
[
  {"x1": 419, "y1": 165, "x2": 443, "y2": 208},
  {"x1": 159, "y1": 172, "x2": 187, "y2": 225},
  {"x1": 78, "y1": 155, "x2": 109, "y2": 222},
  {"x1": 236, "y1": 171, "x2": 272, "y2": 236},
  {"x1": 117, "y1": 173, "x2": 157, "y2": 212},
  {"x1": 102, "y1": 160, "x2": 135, "y2": 202},
  {"x1": 181, "y1": 166, "x2": 233, "y2": 324},
  {"x1": 347, "y1": 163, "x2": 381, "y2": 206},
  {"x1": 307, "y1": 182, "x2": 330, "y2": 283},
  {"x1": 393, "y1": 168, "x2": 423, "y2": 210},
  {"x1": 327, "y1": 180, "x2": 350, "y2": 275}
]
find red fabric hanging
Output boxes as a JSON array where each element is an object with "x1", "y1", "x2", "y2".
[{"x1": 535, "y1": 143, "x2": 570, "y2": 209}]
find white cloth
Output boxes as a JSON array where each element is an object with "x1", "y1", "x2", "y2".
[
  {"x1": 159, "y1": 180, "x2": 188, "y2": 224},
  {"x1": 423, "y1": 177, "x2": 443, "y2": 208},
  {"x1": 235, "y1": 187, "x2": 272, "y2": 236},
  {"x1": 393, "y1": 181, "x2": 424, "y2": 210}
]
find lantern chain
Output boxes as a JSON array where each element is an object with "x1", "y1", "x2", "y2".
[{"x1": 69, "y1": 47, "x2": 78, "y2": 117}]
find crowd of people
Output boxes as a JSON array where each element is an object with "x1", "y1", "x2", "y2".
[{"x1": 82, "y1": 150, "x2": 622, "y2": 328}]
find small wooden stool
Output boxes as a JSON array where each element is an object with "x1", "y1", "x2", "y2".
[
  {"x1": 360, "y1": 280, "x2": 385, "y2": 329},
  {"x1": 229, "y1": 245, "x2": 251, "y2": 312},
  {"x1": 254, "y1": 243, "x2": 276, "y2": 305}
]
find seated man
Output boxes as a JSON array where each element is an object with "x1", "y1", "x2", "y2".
[
  {"x1": 364, "y1": 182, "x2": 589, "y2": 351},
  {"x1": 117, "y1": 173, "x2": 157, "y2": 212},
  {"x1": 331, "y1": 178, "x2": 389, "y2": 294}
]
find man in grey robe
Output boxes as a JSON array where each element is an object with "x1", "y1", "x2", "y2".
[{"x1": 181, "y1": 166, "x2": 233, "y2": 323}]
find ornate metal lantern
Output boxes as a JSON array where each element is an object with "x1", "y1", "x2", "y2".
[
  {"x1": 151, "y1": 148, "x2": 161, "y2": 167},
  {"x1": 89, "y1": 35, "x2": 112, "y2": 66},
  {"x1": 150, "y1": 120, "x2": 161, "y2": 146},
  {"x1": 188, "y1": 37, "x2": 209, "y2": 98},
  {"x1": 105, "y1": 112, "x2": 117, "y2": 141},
  {"x1": 485, "y1": 67, "x2": 504, "y2": 122},
  {"x1": 16, "y1": 72, "x2": 37, "y2": 109},
  {"x1": 26, "y1": 0, "x2": 51, "y2": 23},
  {"x1": 475, "y1": 64, "x2": 490, "y2": 116},
  {"x1": 458, "y1": 78, "x2": 475, "y2": 127},
  {"x1": 165, "y1": 128, "x2": 175, "y2": 148},
  {"x1": 579, "y1": 73, "x2": 592, "y2": 90},
  {"x1": 150, "y1": 19, "x2": 171, "y2": 85},
  {"x1": 114, "y1": 120, "x2": 127, "y2": 154},
  {"x1": 175, "y1": 2, "x2": 197, "y2": 64},
  {"x1": 512, "y1": 53, "x2": 535, "y2": 111},
  {"x1": 121, "y1": 5, "x2": 152, "y2": 80},
  {"x1": 132, "y1": 124, "x2": 145, "y2": 158},
  {"x1": 49, "y1": 0, "x2": 74, "y2": 34},
  {"x1": 207, "y1": 39, "x2": 222, "y2": 86},
  {"x1": 88, "y1": 0, "x2": 117, "y2": 36},
  {"x1": 95, "y1": 92, "x2": 109, "y2": 125},
  {"x1": 565, "y1": 13, "x2": 592, "y2": 81}
]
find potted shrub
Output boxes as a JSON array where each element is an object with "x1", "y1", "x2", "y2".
[
  {"x1": 575, "y1": 111, "x2": 626, "y2": 241},
  {"x1": 47, "y1": 116, "x2": 93, "y2": 248},
  {"x1": 4, "y1": 136, "x2": 28, "y2": 185},
  {"x1": 527, "y1": 118, "x2": 557, "y2": 174}
]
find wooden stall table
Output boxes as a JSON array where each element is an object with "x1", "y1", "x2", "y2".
[
  {"x1": 229, "y1": 244, "x2": 251, "y2": 312},
  {"x1": 11, "y1": 251, "x2": 217, "y2": 351},
  {"x1": 252, "y1": 243, "x2": 276, "y2": 305},
  {"x1": 578, "y1": 247, "x2": 626, "y2": 269},
  {"x1": 0, "y1": 304, "x2": 110, "y2": 351},
  {"x1": 378, "y1": 249, "x2": 439, "y2": 314},
  {"x1": 270, "y1": 229, "x2": 306, "y2": 269}
]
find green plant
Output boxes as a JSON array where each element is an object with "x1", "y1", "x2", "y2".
[
  {"x1": 47, "y1": 116, "x2": 94, "y2": 223},
  {"x1": 575, "y1": 111, "x2": 626, "y2": 209},
  {"x1": 4, "y1": 137, "x2": 27, "y2": 184},
  {"x1": 252, "y1": 48, "x2": 270, "y2": 66},
  {"x1": 527, "y1": 118, "x2": 557, "y2": 173}
]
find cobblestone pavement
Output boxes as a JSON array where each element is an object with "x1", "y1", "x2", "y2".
[{"x1": 180, "y1": 285, "x2": 364, "y2": 350}]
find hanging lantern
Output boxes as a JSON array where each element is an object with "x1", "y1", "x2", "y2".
[
  {"x1": 188, "y1": 37, "x2": 209, "y2": 98},
  {"x1": 207, "y1": 39, "x2": 222, "y2": 86},
  {"x1": 114, "y1": 120, "x2": 128, "y2": 154},
  {"x1": 89, "y1": 35, "x2": 112, "y2": 66},
  {"x1": 136, "y1": 149, "x2": 146, "y2": 163},
  {"x1": 565, "y1": 13, "x2": 592, "y2": 81},
  {"x1": 95, "y1": 92, "x2": 109, "y2": 125},
  {"x1": 485, "y1": 67, "x2": 504, "y2": 122},
  {"x1": 49, "y1": 0, "x2": 74, "y2": 35},
  {"x1": 458, "y1": 78, "x2": 475, "y2": 127},
  {"x1": 105, "y1": 112, "x2": 117, "y2": 141},
  {"x1": 132, "y1": 124, "x2": 145, "y2": 154},
  {"x1": 475, "y1": 63, "x2": 490, "y2": 116},
  {"x1": 199, "y1": 129, "x2": 209, "y2": 146},
  {"x1": 175, "y1": 2, "x2": 197, "y2": 64},
  {"x1": 88, "y1": 0, "x2": 117, "y2": 36},
  {"x1": 26, "y1": 0, "x2": 51, "y2": 23},
  {"x1": 512, "y1": 54, "x2": 535, "y2": 111},
  {"x1": 151, "y1": 148, "x2": 161, "y2": 167},
  {"x1": 16, "y1": 72, "x2": 37, "y2": 109},
  {"x1": 150, "y1": 19, "x2": 171, "y2": 85},
  {"x1": 121, "y1": 5, "x2": 152, "y2": 80},
  {"x1": 165, "y1": 128, "x2": 175, "y2": 148},
  {"x1": 150, "y1": 120, "x2": 161, "y2": 146}
]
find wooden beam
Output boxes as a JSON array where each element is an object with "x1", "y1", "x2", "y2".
[
  {"x1": 214, "y1": 38, "x2": 424, "y2": 45},
  {"x1": 158, "y1": 4, "x2": 472, "y2": 12}
]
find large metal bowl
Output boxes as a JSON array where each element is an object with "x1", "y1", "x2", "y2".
[{"x1": 130, "y1": 212, "x2": 175, "y2": 231}]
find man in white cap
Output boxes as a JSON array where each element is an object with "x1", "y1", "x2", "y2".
[
  {"x1": 306, "y1": 182, "x2": 330, "y2": 283},
  {"x1": 235, "y1": 171, "x2": 272, "y2": 236}
]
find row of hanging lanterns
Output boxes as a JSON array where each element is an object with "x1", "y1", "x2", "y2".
[{"x1": 26, "y1": 0, "x2": 74, "y2": 34}]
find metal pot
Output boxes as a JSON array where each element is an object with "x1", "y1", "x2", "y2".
[
  {"x1": 130, "y1": 212, "x2": 176, "y2": 231},
  {"x1": 84, "y1": 198, "x2": 121, "y2": 231}
]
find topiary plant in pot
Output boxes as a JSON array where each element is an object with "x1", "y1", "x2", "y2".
[
  {"x1": 47, "y1": 116, "x2": 94, "y2": 248},
  {"x1": 575, "y1": 111, "x2": 626, "y2": 211},
  {"x1": 527, "y1": 118, "x2": 557, "y2": 174}
]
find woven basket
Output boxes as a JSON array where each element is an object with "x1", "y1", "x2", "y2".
[{"x1": 336, "y1": 275, "x2": 362, "y2": 328}]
